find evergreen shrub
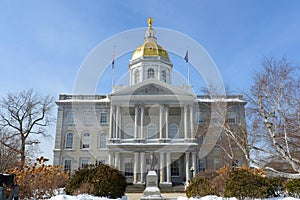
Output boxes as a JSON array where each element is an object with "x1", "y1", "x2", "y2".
[
  {"x1": 186, "y1": 176, "x2": 218, "y2": 198},
  {"x1": 185, "y1": 170, "x2": 219, "y2": 197},
  {"x1": 284, "y1": 178, "x2": 300, "y2": 198},
  {"x1": 224, "y1": 167, "x2": 274, "y2": 199},
  {"x1": 65, "y1": 163, "x2": 127, "y2": 198}
]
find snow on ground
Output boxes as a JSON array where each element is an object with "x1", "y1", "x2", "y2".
[
  {"x1": 48, "y1": 194, "x2": 300, "y2": 200},
  {"x1": 177, "y1": 196, "x2": 300, "y2": 200},
  {"x1": 47, "y1": 194, "x2": 127, "y2": 200}
]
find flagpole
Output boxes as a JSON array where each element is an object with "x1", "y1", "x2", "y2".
[
  {"x1": 112, "y1": 66, "x2": 114, "y2": 88},
  {"x1": 112, "y1": 45, "x2": 115, "y2": 90},
  {"x1": 184, "y1": 48, "x2": 189, "y2": 85},
  {"x1": 188, "y1": 61, "x2": 190, "y2": 85}
]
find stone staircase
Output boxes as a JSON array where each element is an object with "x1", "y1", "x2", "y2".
[{"x1": 125, "y1": 184, "x2": 185, "y2": 193}]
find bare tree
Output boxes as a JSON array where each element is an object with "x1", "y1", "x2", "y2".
[
  {"x1": 245, "y1": 57, "x2": 300, "y2": 176},
  {"x1": 0, "y1": 89, "x2": 54, "y2": 166},
  {"x1": 0, "y1": 128, "x2": 19, "y2": 172},
  {"x1": 199, "y1": 58, "x2": 300, "y2": 178},
  {"x1": 196, "y1": 84, "x2": 249, "y2": 169}
]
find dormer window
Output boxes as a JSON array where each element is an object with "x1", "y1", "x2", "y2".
[{"x1": 147, "y1": 68, "x2": 154, "y2": 79}]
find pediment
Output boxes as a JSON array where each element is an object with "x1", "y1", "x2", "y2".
[
  {"x1": 111, "y1": 79, "x2": 195, "y2": 97},
  {"x1": 132, "y1": 84, "x2": 173, "y2": 95}
]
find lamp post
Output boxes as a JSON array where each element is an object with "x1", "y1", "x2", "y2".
[{"x1": 190, "y1": 166, "x2": 194, "y2": 181}]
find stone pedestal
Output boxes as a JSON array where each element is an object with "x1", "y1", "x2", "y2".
[
  {"x1": 159, "y1": 182, "x2": 172, "y2": 188},
  {"x1": 140, "y1": 171, "x2": 164, "y2": 200}
]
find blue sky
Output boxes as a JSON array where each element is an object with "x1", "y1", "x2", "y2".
[{"x1": 1, "y1": 0, "x2": 300, "y2": 162}]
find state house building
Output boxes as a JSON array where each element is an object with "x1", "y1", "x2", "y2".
[{"x1": 53, "y1": 19, "x2": 247, "y2": 186}]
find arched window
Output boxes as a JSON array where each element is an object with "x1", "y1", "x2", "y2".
[
  {"x1": 124, "y1": 124, "x2": 134, "y2": 139},
  {"x1": 147, "y1": 68, "x2": 154, "y2": 79},
  {"x1": 161, "y1": 70, "x2": 166, "y2": 82},
  {"x1": 82, "y1": 132, "x2": 90, "y2": 149},
  {"x1": 99, "y1": 132, "x2": 106, "y2": 148},
  {"x1": 147, "y1": 124, "x2": 157, "y2": 139},
  {"x1": 135, "y1": 70, "x2": 140, "y2": 84},
  {"x1": 169, "y1": 123, "x2": 178, "y2": 139},
  {"x1": 65, "y1": 132, "x2": 73, "y2": 149}
]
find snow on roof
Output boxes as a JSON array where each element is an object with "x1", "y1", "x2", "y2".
[
  {"x1": 197, "y1": 98, "x2": 245, "y2": 103},
  {"x1": 58, "y1": 97, "x2": 110, "y2": 103}
]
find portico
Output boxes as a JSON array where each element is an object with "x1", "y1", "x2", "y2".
[{"x1": 104, "y1": 19, "x2": 199, "y2": 185}]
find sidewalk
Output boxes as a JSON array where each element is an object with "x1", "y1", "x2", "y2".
[{"x1": 125, "y1": 193, "x2": 186, "y2": 200}]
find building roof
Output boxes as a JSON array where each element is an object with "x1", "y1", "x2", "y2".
[
  {"x1": 131, "y1": 41, "x2": 169, "y2": 61},
  {"x1": 131, "y1": 18, "x2": 170, "y2": 61}
]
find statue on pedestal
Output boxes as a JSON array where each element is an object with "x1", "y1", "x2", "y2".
[{"x1": 150, "y1": 151, "x2": 157, "y2": 171}]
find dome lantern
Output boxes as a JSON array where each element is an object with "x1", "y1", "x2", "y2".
[
  {"x1": 129, "y1": 18, "x2": 173, "y2": 86},
  {"x1": 131, "y1": 18, "x2": 170, "y2": 61}
]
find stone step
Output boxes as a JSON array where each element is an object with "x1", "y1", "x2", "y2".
[{"x1": 125, "y1": 184, "x2": 185, "y2": 193}]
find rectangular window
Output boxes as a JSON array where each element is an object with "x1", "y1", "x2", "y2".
[
  {"x1": 84, "y1": 112, "x2": 92, "y2": 124},
  {"x1": 124, "y1": 162, "x2": 133, "y2": 177},
  {"x1": 196, "y1": 112, "x2": 205, "y2": 124},
  {"x1": 64, "y1": 159, "x2": 72, "y2": 174},
  {"x1": 227, "y1": 118, "x2": 236, "y2": 124},
  {"x1": 100, "y1": 160, "x2": 105, "y2": 164},
  {"x1": 198, "y1": 159, "x2": 206, "y2": 172},
  {"x1": 100, "y1": 112, "x2": 108, "y2": 124},
  {"x1": 80, "y1": 158, "x2": 90, "y2": 168},
  {"x1": 227, "y1": 112, "x2": 236, "y2": 124},
  {"x1": 171, "y1": 159, "x2": 180, "y2": 177},
  {"x1": 67, "y1": 112, "x2": 74, "y2": 124}
]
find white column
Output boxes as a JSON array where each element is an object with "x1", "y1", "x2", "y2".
[
  {"x1": 185, "y1": 152, "x2": 190, "y2": 182},
  {"x1": 134, "y1": 152, "x2": 139, "y2": 183},
  {"x1": 116, "y1": 105, "x2": 120, "y2": 139},
  {"x1": 166, "y1": 152, "x2": 171, "y2": 183},
  {"x1": 190, "y1": 105, "x2": 194, "y2": 138},
  {"x1": 159, "y1": 105, "x2": 163, "y2": 139},
  {"x1": 108, "y1": 153, "x2": 113, "y2": 166},
  {"x1": 119, "y1": 106, "x2": 122, "y2": 139},
  {"x1": 140, "y1": 152, "x2": 145, "y2": 183},
  {"x1": 184, "y1": 105, "x2": 188, "y2": 140},
  {"x1": 158, "y1": 66, "x2": 161, "y2": 81},
  {"x1": 135, "y1": 105, "x2": 139, "y2": 139},
  {"x1": 141, "y1": 105, "x2": 144, "y2": 139},
  {"x1": 141, "y1": 68, "x2": 144, "y2": 82},
  {"x1": 165, "y1": 105, "x2": 169, "y2": 139},
  {"x1": 192, "y1": 152, "x2": 197, "y2": 177},
  {"x1": 130, "y1": 69, "x2": 132, "y2": 85},
  {"x1": 109, "y1": 105, "x2": 113, "y2": 139},
  {"x1": 160, "y1": 152, "x2": 165, "y2": 183},
  {"x1": 115, "y1": 152, "x2": 120, "y2": 170}
]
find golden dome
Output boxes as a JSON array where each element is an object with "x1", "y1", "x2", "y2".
[
  {"x1": 131, "y1": 18, "x2": 170, "y2": 61},
  {"x1": 131, "y1": 41, "x2": 170, "y2": 61}
]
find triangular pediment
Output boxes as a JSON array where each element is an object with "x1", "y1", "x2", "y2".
[
  {"x1": 111, "y1": 79, "x2": 195, "y2": 97},
  {"x1": 133, "y1": 83, "x2": 173, "y2": 95}
]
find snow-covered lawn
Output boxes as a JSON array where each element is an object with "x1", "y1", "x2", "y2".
[
  {"x1": 47, "y1": 194, "x2": 127, "y2": 200},
  {"x1": 47, "y1": 194, "x2": 300, "y2": 200},
  {"x1": 177, "y1": 196, "x2": 300, "y2": 200}
]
